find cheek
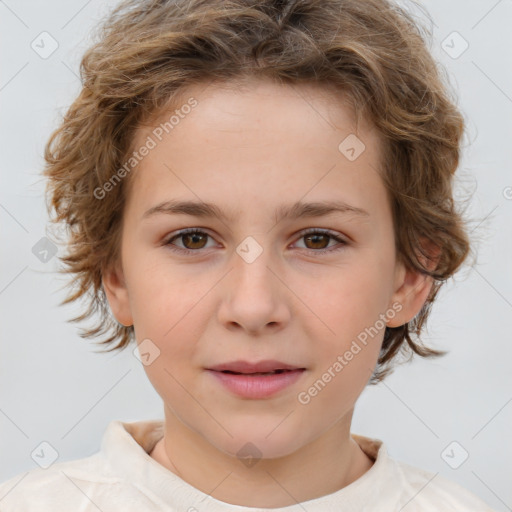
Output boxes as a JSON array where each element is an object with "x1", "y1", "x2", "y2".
[
  {"x1": 297, "y1": 272, "x2": 388, "y2": 411},
  {"x1": 124, "y1": 249, "x2": 190, "y2": 329},
  {"x1": 302, "y1": 258, "x2": 393, "y2": 339},
  {"x1": 126, "y1": 258, "x2": 209, "y2": 364}
]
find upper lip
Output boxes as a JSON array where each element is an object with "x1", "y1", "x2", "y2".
[{"x1": 207, "y1": 360, "x2": 305, "y2": 373}]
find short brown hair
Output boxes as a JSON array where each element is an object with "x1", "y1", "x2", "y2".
[{"x1": 43, "y1": 0, "x2": 472, "y2": 383}]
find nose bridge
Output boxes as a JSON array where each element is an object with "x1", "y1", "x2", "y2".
[
  {"x1": 217, "y1": 233, "x2": 289, "y2": 332},
  {"x1": 231, "y1": 234, "x2": 278, "y2": 295}
]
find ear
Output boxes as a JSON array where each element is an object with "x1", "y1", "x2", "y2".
[
  {"x1": 102, "y1": 260, "x2": 133, "y2": 327},
  {"x1": 386, "y1": 238, "x2": 440, "y2": 328}
]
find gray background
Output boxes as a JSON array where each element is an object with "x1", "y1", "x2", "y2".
[{"x1": 1, "y1": 0, "x2": 511, "y2": 510}]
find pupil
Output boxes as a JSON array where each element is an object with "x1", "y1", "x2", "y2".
[
  {"x1": 306, "y1": 234, "x2": 328, "y2": 249},
  {"x1": 185, "y1": 233, "x2": 206, "y2": 249}
]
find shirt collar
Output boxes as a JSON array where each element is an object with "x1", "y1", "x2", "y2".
[{"x1": 102, "y1": 419, "x2": 401, "y2": 511}]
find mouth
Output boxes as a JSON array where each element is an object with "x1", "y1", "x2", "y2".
[
  {"x1": 217, "y1": 369, "x2": 302, "y2": 376},
  {"x1": 205, "y1": 362, "x2": 306, "y2": 399},
  {"x1": 206, "y1": 359, "x2": 306, "y2": 374}
]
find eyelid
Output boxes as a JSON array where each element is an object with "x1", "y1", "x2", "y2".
[
  {"x1": 163, "y1": 227, "x2": 219, "y2": 251},
  {"x1": 163, "y1": 227, "x2": 349, "y2": 254}
]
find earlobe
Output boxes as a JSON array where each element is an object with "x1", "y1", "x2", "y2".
[
  {"x1": 386, "y1": 239, "x2": 439, "y2": 328},
  {"x1": 102, "y1": 262, "x2": 133, "y2": 327},
  {"x1": 386, "y1": 264, "x2": 433, "y2": 328}
]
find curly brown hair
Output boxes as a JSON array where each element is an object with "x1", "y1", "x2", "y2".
[{"x1": 43, "y1": 0, "x2": 472, "y2": 383}]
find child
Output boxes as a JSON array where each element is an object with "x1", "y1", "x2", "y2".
[{"x1": 0, "y1": 0, "x2": 496, "y2": 510}]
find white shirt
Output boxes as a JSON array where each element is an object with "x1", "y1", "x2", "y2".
[{"x1": 0, "y1": 419, "x2": 495, "y2": 511}]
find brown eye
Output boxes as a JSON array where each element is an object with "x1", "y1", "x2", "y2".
[
  {"x1": 165, "y1": 229, "x2": 213, "y2": 252},
  {"x1": 164, "y1": 228, "x2": 348, "y2": 255},
  {"x1": 294, "y1": 229, "x2": 347, "y2": 253},
  {"x1": 303, "y1": 233, "x2": 331, "y2": 250},
  {"x1": 181, "y1": 231, "x2": 208, "y2": 249}
]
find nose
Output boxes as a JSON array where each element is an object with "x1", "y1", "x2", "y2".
[{"x1": 216, "y1": 242, "x2": 291, "y2": 335}]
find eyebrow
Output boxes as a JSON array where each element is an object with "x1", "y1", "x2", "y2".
[{"x1": 142, "y1": 199, "x2": 370, "y2": 223}]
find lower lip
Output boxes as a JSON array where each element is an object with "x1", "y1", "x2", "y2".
[{"x1": 206, "y1": 369, "x2": 305, "y2": 399}]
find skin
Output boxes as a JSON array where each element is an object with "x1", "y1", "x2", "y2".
[{"x1": 103, "y1": 78, "x2": 434, "y2": 508}]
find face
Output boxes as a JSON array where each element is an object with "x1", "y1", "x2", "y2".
[{"x1": 104, "y1": 78, "x2": 431, "y2": 460}]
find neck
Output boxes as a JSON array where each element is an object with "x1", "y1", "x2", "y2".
[{"x1": 149, "y1": 406, "x2": 374, "y2": 508}]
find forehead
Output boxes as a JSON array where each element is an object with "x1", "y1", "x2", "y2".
[
  {"x1": 131, "y1": 78, "x2": 377, "y2": 156},
  {"x1": 125, "y1": 78, "x2": 385, "y2": 219}
]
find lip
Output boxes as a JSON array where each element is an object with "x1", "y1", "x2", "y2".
[
  {"x1": 206, "y1": 359, "x2": 305, "y2": 374},
  {"x1": 206, "y1": 368, "x2": 306, "y2": 399}
]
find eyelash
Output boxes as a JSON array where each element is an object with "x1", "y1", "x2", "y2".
[{"x1": 163, "y1": 228, "x2": 348, "y2": 255}]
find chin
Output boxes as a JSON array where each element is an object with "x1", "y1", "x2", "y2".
[{"x1": 211, "y1": 423, "x2": 311, "y2": 461}]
